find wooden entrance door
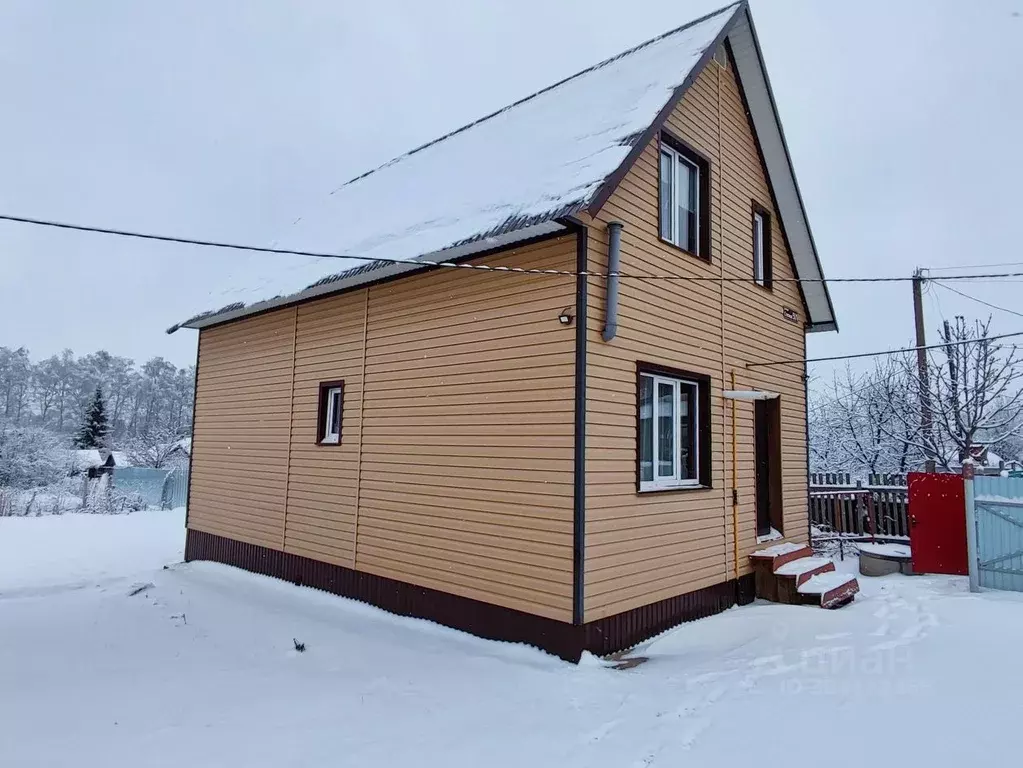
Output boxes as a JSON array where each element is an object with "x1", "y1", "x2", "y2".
[{"x1": 754, "y1": 398, "x2": 781, "y2": 538}]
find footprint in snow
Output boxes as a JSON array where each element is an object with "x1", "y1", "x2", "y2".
[
  {"x1": 870, "y1": 621, "x2": 891, "y2": 637},
  {"x1": 582, "y1": 719, "x2": 620, "y2": 743},
  {"x1": 899, "y1": 623, "x2": 924, "y2": 640},
  {"x1": 814, "y1": 632, "x2": 852, "y2": 641},
  {"x1": 674, "y1": 716, "x2": 712, "y2": 749}
]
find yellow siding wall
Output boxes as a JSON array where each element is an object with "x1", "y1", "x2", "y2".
[
  {"x1": 189, "y1": 310, "x2": 296, "y2": 549},
  {"x1": 284, "y1": 292, "x2": 367, "y2": 567},
  {"x1": 188, "y1": 235, "x2": 578, "y2": 622},
  {"x1": 583, "y1": 54, "x2": 808, "y2": 620}
]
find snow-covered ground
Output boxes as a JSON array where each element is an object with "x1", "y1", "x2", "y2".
[{"x1": 2, "y1": 510, "x2": 1022, "y2": 766}]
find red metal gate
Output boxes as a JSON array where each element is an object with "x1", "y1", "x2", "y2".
[{"x1": 907, "y1": 472, "x2": 968, "y2": 575}]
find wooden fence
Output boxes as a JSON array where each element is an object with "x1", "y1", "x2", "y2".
[
  {"x1": 809, "y1": 479, "x2": 910, "y2": 539},
  {"x1": 810, "y1": 472, "x2": 908, "y2": 487}
]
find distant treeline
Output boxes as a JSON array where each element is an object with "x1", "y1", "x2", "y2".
[{"x1": 0, "y1": 346, "x2": 194, "y2": 441}]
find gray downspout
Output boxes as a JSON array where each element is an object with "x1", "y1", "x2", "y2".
[{"x1": 602, "y1": 222, "x2": 624, "y2": 342}]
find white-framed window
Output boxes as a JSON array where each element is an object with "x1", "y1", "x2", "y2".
[
  {"x1": 752, "y1": 204, "x2": 771, "y2": 287},
  {"x1": 659, "y1": 142, "x2": 702, "y2": 254},
  {"x1": 318, "y1": 382, "x2": 344, "y2": 445},
  {"x1": 639, "y1": 371, "x2": 700, "y2": 490}
]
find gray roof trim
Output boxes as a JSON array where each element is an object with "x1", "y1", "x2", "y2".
[
  {"x1": 728, "y1": 8, "x2": 837, "y2": 332},
  {"x1": 169, "y1": 220, "x2": 568, "y2": 332}
]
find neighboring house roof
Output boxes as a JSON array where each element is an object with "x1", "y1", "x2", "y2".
[
  {"x1": 163, "y1": 438, "x2": 192, "y2": 457},
  {"x1": 109, "y1": 451, "x2": 131, "y2": 468},
  {"x1": 946, "y1": 445, "x2": 1012, "y2": 469},
  {"x1": 170, "y1": 0, "x2": 835, "y2": 334},
  {"x1": 71, "y1": 448, "x2": 130, "y2": 470},
  {"x1": 72, "y1": 449, "x2": 106, "y2": 470}
]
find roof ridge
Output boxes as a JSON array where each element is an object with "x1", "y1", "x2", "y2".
[{"x1": 330, "y1": 1, "x2": 743, "y2": 194}]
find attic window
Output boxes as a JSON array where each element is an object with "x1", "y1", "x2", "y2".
[
  {"x1": 752, "y1": 203, "x2": 773, "y2": 288},
  {"x1": 658, "y1": 133, "x2": 711, "y2": 260}
]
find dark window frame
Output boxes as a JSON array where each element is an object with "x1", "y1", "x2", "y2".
[
  {"x1": 658, "y1": 130, "x2": 712, "y2": 262},
  {"x1": 635, "y1": 361, "x2": 713, "y2": 493},
  {"x1": 752, "y1": 201, "x2": 773, "y2": 290},
  {"x1": 315, "y1": 379, "x2": 345, "y2": 446}
]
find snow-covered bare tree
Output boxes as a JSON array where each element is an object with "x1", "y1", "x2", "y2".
[
  {"x1": 0, "y1": 347, "x2": 31, "y2": 423},
  {"x1": 892, "y1": 316, "x2": 1023, "y2": 470},
  {"x1": 122, "y1": 425, "x2": 187, "y2": 468},
  {"x1": 0, "y1": 421, "x2": 67, "y2": 488},
  {"x1": 809, "y1": 359, "x2": 924, "y2": 478}
]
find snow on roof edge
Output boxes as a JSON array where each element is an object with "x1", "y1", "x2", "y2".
[
  {"x1": 332, "y1": 2, "x2": 744, "y2": 195},
  {"x1": 169, "y1": 219, "x2": 572, "y2": 332},
  {"x1": 170, "y1": 2, "x2": 757, "y2": 333}
]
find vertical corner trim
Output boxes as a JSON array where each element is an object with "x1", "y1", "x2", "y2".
[
  {"x1": 573, "y1": 226, "x2": 589, "y2": 625},
  {"x1": 183, "y1": 332, "x2": 201, "y2": 530},
  {"x1": 281, "y1": 305, "x2": 300, "y2": 552},
  {"x1": 353, "y1": 286, "x2": 371, "y2": 571}
]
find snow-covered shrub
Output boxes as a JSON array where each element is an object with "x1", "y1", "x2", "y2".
[
  {"x1": 0, "y1": 422, "x2": 68, "y2": 489},
  {"x1": 0, "y1": 477, "x2": 84, "y2": 517},
  {"x1": 81, "y1": 474, "x2": 146, "y2": 515}
]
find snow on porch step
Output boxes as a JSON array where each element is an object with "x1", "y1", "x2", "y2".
[
  {"x1": 772, "y1": 557, "x2": 836, "y2": 604},
  {"x1": 797, "y1": 571, "x2": 859, "y2": 609},
  {"x1": 749, "y1": 542, "x2": 815, "y2": 601},
  {"x1": 749, "y1": 542, "x2": 814, "y2": 570}
]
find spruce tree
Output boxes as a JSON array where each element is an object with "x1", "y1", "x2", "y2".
[{"x1": 74, "y1": 387, "x2": 109, "y2": 449}]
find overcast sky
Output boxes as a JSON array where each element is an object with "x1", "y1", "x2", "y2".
[{"x1": 1, "y1": 0, "x2": 1021, "y2": 382}]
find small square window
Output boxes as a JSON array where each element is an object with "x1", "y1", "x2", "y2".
[
  {"x1": 637, "y1": 365, "x2": 710, "y2": 491},
  {"x1": 317, "y1": 381, "x2": 344, "y2": 445},
  {"x1": 658, "y1": 135, "x2": 710, "y2": 259},
  {"x1": 752, "y1": 203, "x2": 772, "y2": 288}
]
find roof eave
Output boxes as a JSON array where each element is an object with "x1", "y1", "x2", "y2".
[
  {"x1": 169, "y1": 219, "x2": 569, "y2": 333},
  {"x1": 732, "y1": 6, "x2": 837, "y2": 332},
  {"x1": 807, "y1": 320, "x2": 838, "y2": 334}
]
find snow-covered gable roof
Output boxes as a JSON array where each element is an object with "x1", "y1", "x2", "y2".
[
  {"x1": 73, "y1": 449, "x2": 106, "y2": 470},
  {"x1": 109, "y1": 451, "x2": 131, "y2": 468},
  {"x1": 171, "y1": 0, "x2": 835, "y2": 333}
]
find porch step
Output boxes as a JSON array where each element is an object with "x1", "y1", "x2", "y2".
[
  {"x1": 749, "y1": 543, "x2": 815, "y2": 602},
  {"x1": 748, "y1": 544, "x2": 858, "y2": 609},
  {"x1": 797, "y1": 572, "x2": 860, "y2": 609},
  {"x1": 773, "y1": 557, "x2": 836, "y2": 604},
  {"x1": 749, "y1": 542, "x2": 815, "y2": 570}
]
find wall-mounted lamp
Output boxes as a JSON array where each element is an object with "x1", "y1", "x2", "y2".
[{"x1": 558, "y1": 309, "x2": 574, "y2": 326}]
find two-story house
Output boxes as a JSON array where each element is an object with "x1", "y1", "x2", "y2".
[{"x1": 169, "y1": 1, "x2": 839, "y2": 661}]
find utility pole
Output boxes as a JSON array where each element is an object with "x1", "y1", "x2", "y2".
[{"x1": 913, "y1": 268, "x2": 936, "y2": 472}]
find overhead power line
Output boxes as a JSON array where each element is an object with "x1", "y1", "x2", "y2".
[
  {"x1": 5, "y1": 211, "x2": 1023, "y2": 285},
  {"x1": 928, "y1": 261, "x2": 1023, "y2": 271},
  {"x1": 931, "y1": 280, "x2": 1023, "y2": 321},
  {"x1": 746, "y1": 330, "x2": 1023, "y2": 369}
]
